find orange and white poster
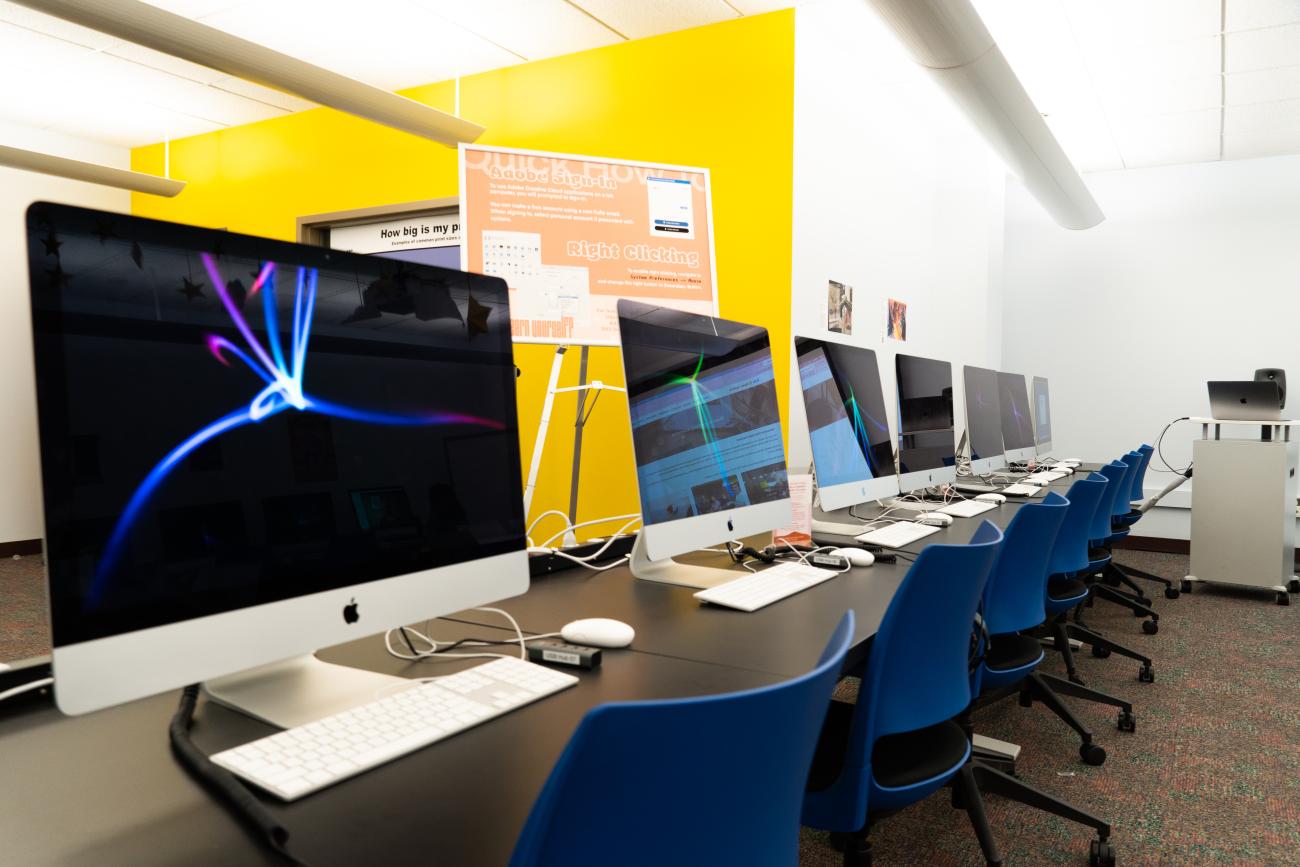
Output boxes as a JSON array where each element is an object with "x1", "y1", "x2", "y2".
[{"x1": 459, "y1": 144, "x2": 718, "y2": 345}]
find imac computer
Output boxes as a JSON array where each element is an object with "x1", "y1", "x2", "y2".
[
  {"x1": 962, "y1": 365, "x2": 1007, "y2": 476},
  {"x1": 618, "y1": 299, "x2": 792, "y2": 588},
  {"x1": 1032, "y1": 376, "x2": 1053, "y2": 454},
  {"x1": 26, "y1": 203, "x2": 527, "y2": 723},
  {"x1": 998, "y1": 371, "x2": 1036, "y2": 464},
  {"x1": 794, "y1": 337, "x2": 899, "y2": 511},
  {"x1": 895, "y1": 353, "x2": 957, "y2": 492}
]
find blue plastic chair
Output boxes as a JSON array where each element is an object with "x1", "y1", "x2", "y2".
[
  {"x1": 802, "y1": 523, "x2": 1005, "y2": 865},
  {"x1": 1086, "y1": 459, "x2": 1161, "y2": 632},
  {"x1": 508, "y1": 611, "x2": 855, "y2": 867},
  {"x1": 1112, "y1": 443, "x2": 1179, "y2": 599}
]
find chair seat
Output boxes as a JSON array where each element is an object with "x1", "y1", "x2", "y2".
[
  {"x1": 1049, "y1": 577, "x2": 1088, "y2": 601},
  {"x1": 873, "y1": 720, "x2": 969, "y2": 789},
  {"x1": 806, "y1": 703, "x2": 970, "y2": 792},
  {"x1": 1087, "y1": 547, "x2": 1109, "y2": 561},
  {"x1": 984, "y1": 633, "x2": 1044, "y2": 672}
]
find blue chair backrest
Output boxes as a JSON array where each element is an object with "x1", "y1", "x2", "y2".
[
  {"x1": 508, "y1": 611, "x2": 856, "y2": 867},
  {"x1": 1112, "y1": 452, "x2": 1142, "y2": 519},
  {"x1": 982, "y1": 492, "x2": 1069, "y2": 635},
  {"x1": 1089, "y1": 462, "x2": 1126, "y2": 543},
  {"x1": 849, "y1": 522, "x2": 1003, "y2": 759},
  {"x1": 1048, "y1": 474, "x2": 1107, "y2": 576},
  {"x1": 1130, "y1": 444, "x2": 1154, "y2": 504}
]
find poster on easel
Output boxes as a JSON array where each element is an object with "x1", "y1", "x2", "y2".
[{"x1": 459, "y1": 144, "x2": 719, "y2": 345}]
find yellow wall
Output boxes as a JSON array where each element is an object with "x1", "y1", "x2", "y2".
[{"x1": 132, "y1": 12, "x2": 794, "y2": 541}]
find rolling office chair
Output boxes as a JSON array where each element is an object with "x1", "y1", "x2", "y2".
[
  {"x1": 966, "y1": 492, "x2": 1118, "y2": 867},
  {"x1": 802, "y1": 523, "x2": 1010, "y2": 867},
  {"x1": 1100, "y1": 444, "x2": 1179, "y2": 600},
  {"x1": 974, "y1": 492, "x2": 1134, "y2": 768},
  {"x1": 1084, "y1": 459, "x2": 1161, "y2": 634},
  {"x1": 508, "y1": 611, "x2": 856, "y2": 867},
  {"x1": 1048, "y1": 474, "x2": 1156, "y2": 685}
]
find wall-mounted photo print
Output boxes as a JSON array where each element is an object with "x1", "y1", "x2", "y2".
[
  {"x1": 827, "y1": 280, "x2": 853, "y2": 335},
  {"x1": 886, "y1": 298, "x2": 907, "y2": 341}
]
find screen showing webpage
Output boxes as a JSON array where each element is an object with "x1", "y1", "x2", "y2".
[{"x1": 798, "y1": 348, "x2": 874, "y2": 489}]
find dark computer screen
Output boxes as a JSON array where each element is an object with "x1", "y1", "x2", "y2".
[
  {"x1": 895, "y1": 353, "x2": 955, "y2": 474},
  {"x1": 1032, "y1": 376, "x2": 1052, "y2": 447},
  {"x1": 618, "y1": 299, "x2": 788, "y2": 525},
  {"x1": 27, "y1": 202, "x2": 524, "y2": 646},
  {"x1": 795, "y1": 338, "x2": 893, "y2": 487},
  {"x1": 998, "y1": 371, "x2": 1035, "y2": 451},
  {"x1": 962, "y1": 366, "x2": 1004, "y2": 463}
]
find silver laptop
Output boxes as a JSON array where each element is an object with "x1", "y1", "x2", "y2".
[{"x1": 1207, "y1": 381, "x2": 1286, "y2": 421}]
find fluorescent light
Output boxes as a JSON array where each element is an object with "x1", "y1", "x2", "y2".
[{"x1": 0, "y1": 142, "x2": 185, "y2": 195}]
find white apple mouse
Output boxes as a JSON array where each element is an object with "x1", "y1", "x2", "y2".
[
  {"x1": 561, "y1": 618, "x2": 635, "y2": 648},
  {"x1": 830, "y1": 547, "x2": 875, "y2": 568},
  {"x1": 915, "y1": 512, "x2": 954, "y2": 527},
  {"x1": 975, "y1": 493, "x2": 1006, "y2": 504}
]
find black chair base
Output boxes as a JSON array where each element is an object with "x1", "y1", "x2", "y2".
[
  {"x1": 1091, "y1": 583, "x2": 1159, "y2": 633},
  {"x1": 1053, "y1": 616, "x2": 1155, "y2": 685},
  {"x1": 971, "y1": 761, "x2": 1114, "y2": 867},
  {"x1": 1116, "y1": 561, "x2": 1180, "y2": 598},
  {"x1": 1017, "y1": 672, "x2": 1107, "y2": 765}
]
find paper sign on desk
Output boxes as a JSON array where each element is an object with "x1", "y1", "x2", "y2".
[{"x1": 773, "y1": 473, "x2": 813, "y2": 547}]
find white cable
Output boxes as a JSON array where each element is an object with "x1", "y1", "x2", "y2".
[
  {"x1": 0, "y1": 677, "x2": 53, "y2": 703},
  {"x1": 535, "y1": 515, "x2": 641, "y2": 550},
  {"x1": 778, "y1": 542, "x2": 851, "y2": 573},
  {"x1": 384, "y1": 610, "x2": 560, "y2": 663}
]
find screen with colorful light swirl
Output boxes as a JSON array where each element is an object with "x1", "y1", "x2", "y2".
[{"x1": 27, "y1": 203, "x2": 524, "y2": 647}]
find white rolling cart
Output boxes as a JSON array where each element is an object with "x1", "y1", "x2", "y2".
[{"x1": 1183, "y1": 418, "x2": 1300, "y2": 605}]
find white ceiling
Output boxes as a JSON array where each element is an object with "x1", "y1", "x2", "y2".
[
  {"x1": 972, "y1": 0, "x2": 1300, "y2": 171},
  {"x1": 1, "y1": 0, "x2": 1297, "y2": 173}
]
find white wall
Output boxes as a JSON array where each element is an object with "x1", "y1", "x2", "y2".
[
  {"x1": 0, "y1": 122, "x2": 130, "y2": 543},
  {"x1": 788, "y1": 0, "x2": 1008, "y2": 472},
  {"x1": 1002, "y1": 154, "x2": 1300, "y2": 538}
]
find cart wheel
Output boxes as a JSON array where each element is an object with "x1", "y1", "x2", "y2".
[
  {"x1": 1277, "y1": 591, "x2": 1290, "y2": 606},
  {"x1": 1180, "y1": 579, "x2": 1192, "y2": 593},
  {"x1": 1288, "y1": 578, "x2": 1300, "y2": 594}
]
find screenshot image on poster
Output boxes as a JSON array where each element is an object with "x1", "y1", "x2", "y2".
[
  {"x1": 623, "y1": 312, "x2": 787, "y2": 524},
  {"x1": 647, "y1": 176, "x2": 696, "y2": 239}
]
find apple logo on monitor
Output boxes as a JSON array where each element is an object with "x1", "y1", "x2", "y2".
[
  {"x1": 727, "y1": 518, "x2": 734, "y2": 532},
  {"x1": 343, "y1": 598, "x2": 360, "y2": 625}
]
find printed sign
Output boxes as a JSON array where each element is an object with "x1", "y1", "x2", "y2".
[
  {"x1": 460, "y1": 145, "x2": 718, "y2": 345},
  {"x1": 330, "y1": 212, "x2": 461, "y2": 254}
]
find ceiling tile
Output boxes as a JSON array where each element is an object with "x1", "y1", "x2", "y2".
[
  {"x1": 569, "y1": 0, "x2": 739, "y2": 40},
  {"x1": 1093, "y1": 73, "x2": 1222, "y2": 116},
  {"x1": 1226, "y1": 23, "x2": 1300, "y2": 72},
  {"x1": 1075, "y1": 35, "x2": 1221, "y2": 83},
  {"x1": 200, "y1": 0, "x2": 520, "y2": 90},
  {"x1": 1062, "y1": 0, "x2": 1221, "y2": 44},
  {"x1": 1225, "y1": 0, "x2": 1300, "y2": 32},
  {"x1": 0, "y1": 0, "x2": 118, "y2": 49},
  {"x1": 1222, "y1": 98, "x2": 1300, "y2": 159},
  {"x1": 1110, "y1": 108, "x2": 1221, "y2": 167},
  {"x1": 414, "y1": 0, "x2": 621, "y2": 61},
  {"x1": 725, "y1": 0, "x2": 796, "y2": 12},
  {"x1": 210, "y1": 76, "x2": 317, "y2": 112},
  {"x1": 1226, "y1": 64, "x2": 1300, "y2": 105},
  {"x1": 48, "y1": 99, "x2": 225, "y2": 149},
  {"x1": 104, "y1": 40, "x2": 229, "y2": 85}
]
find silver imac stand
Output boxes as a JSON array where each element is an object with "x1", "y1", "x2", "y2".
[
  {"x1": 628, "y1": 532, "x2": 740, "y2": 590},
  {"x1": 204, "y1": 655, "x2": 409, "y2": 729}
]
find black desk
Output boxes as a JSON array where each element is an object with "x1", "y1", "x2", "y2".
[
  {"x1": 0, "y1": 620, "x2": 779, "y2": 867},
  {"x1": 447, "y1": 499, "x2": 1035, "y2": 678}
]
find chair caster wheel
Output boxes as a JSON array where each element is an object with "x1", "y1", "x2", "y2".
[
  {"x1": 1091, "y1": 645, "x2": 1112, "y2": 659},
  {"x1": 1139, "y1": 664, "x2": 1155, "y2": 683},
  {"x1": 1289, "y1": 578, "x2": 1300, "y2": 594},
  {"x1": 1142, "y1": 620, "x2": 1159, "y2": 635},
  {"x1": 1080, "y1": 742, "x2": 1107, "y2": 766},
  {"x1": 1117, "y1": 710, "x2": 1136, "y2": 732},
  {"x1": 1090, "y1": 838, "x2": 1117, "y2": 867},
  {"x1": 1137, "y1": 596, "x2": 1152, "y2": 607},
  {"x1": 1276, "y1": 592, "x2": 1290, "y2": 606},
  {"x1": 1180, "y1": 579, "x2": 1192, "y2": 593},
  {"x1": 1165, "y1": 587, "x2": 1180, "y2": 599}
]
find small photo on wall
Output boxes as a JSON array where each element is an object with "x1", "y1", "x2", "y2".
[
  {"x1": 827, "y1": 280, "x2": 853, "y2": 335},
  {"x1": 886, "y1": 298, "x2": 907, "y2": 341}
]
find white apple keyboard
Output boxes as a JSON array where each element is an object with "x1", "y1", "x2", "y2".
[
  {"x1": 211, "y1": 657, "x2": 578, "y2": 801},
  {"x1": 935, "y1": 500, "x2": 997, "y2": 518},
  {"x1": 1001, "y1": 483, "x2": 1047, "y2": 497},
  {"x1": 695, "y1": 561, "x2": 839, "y2": 612},
  {"x1": 854, "y1": 521, "x2": 942, "y2": 549}
]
